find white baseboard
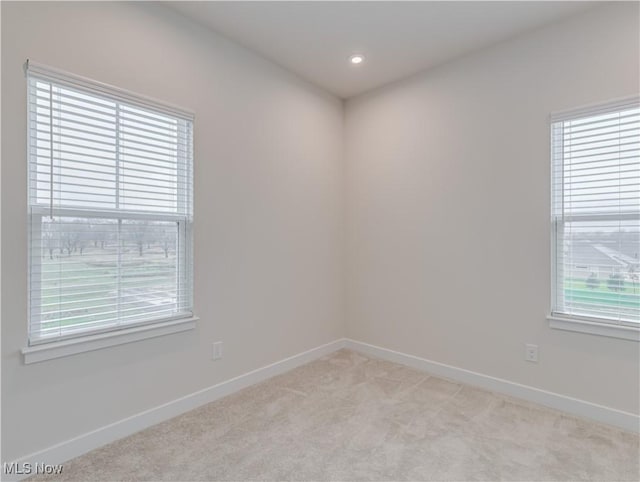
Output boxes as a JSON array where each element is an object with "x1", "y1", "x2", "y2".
[
  {"x1": 4, "y1": 338, "x2": 347, "y2": 482},
  {"x1": 6, "y1": 336, "x2": 637, "y2": 481},
  {"x1": 345, "y1": 339, "x2": 639, "y2": 434}
]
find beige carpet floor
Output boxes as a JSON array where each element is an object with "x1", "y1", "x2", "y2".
[{"x1": 32, "y1": 349, "x2": 639, "y2": 481}]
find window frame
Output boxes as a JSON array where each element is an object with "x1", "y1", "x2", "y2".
[
  {"x1": 548, "y1": 96, "x2": 640, "y2": 341},
  {"x1": 24, "y1": 61, "x2": 197, "y2": 361}
]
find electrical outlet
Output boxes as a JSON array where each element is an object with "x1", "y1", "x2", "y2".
[
  {"x1": 525, "y1": 344, "x2": 538, "y2": 363},
  {"x1": 212, "y1": 341, "x2": 223, "y2": 361}
]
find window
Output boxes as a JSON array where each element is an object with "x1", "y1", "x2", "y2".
[
  {"x1": 550, "y1": 97, "x2": 639, "y2": 335},
  {"x1": 27, "y1": 62, "x2": 194, "y2": 346}
]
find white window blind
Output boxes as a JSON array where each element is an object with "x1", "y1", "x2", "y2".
[
  {"x1": 551, "y1": 97, "x2": 640, "y2": 326},
  {"x1": 27, "y1": 62, "x2": 194, "y2": 344}
]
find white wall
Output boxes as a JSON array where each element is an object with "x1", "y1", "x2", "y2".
[
  {"x1": 345, "y1": 3, "x2": 640, "y2": 415},
  {"x1": 1, "y1": 2, "x2": 344, "y2": 462}
]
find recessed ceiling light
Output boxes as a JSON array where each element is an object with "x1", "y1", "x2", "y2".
[{"x1": 349, "y1": 54, "x2": 365, "y2": 65}]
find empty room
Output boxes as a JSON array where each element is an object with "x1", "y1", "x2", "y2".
[{"x1": 1, "y1": 1, "x2": 639, "y2": 481}]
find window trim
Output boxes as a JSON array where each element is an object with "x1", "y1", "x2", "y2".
[
  {"x1": 548, "y1": 96, "x2": 640, "y2": 340},
  {"x1": 25, "y1": 60, "x2": 194, "y2": 120},
  {"x1": 22, "y1": 316, "x2": 199, "y2": 364},
  {"x1": 24, "y1": 61, "x2": 195, "y2": 353},
  {"x1": 547, "y1": 315, "x2": 639, "y2": 341}
]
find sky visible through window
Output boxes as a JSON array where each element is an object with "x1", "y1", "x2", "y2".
[{"x1": 34, "y1": 82, "x2": 182, "y2": 211}]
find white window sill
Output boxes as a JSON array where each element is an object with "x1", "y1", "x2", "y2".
[
  {"x1": 22, "y1": 316, "x2": 198, "y2": 364},
  {"x1": 548, "y1": 315, "x2": 639, "y2": 342}
]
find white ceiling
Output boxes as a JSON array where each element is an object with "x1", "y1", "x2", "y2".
[{"x1": 167, "y1": 1, "x2": 597, "y2": 99}]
